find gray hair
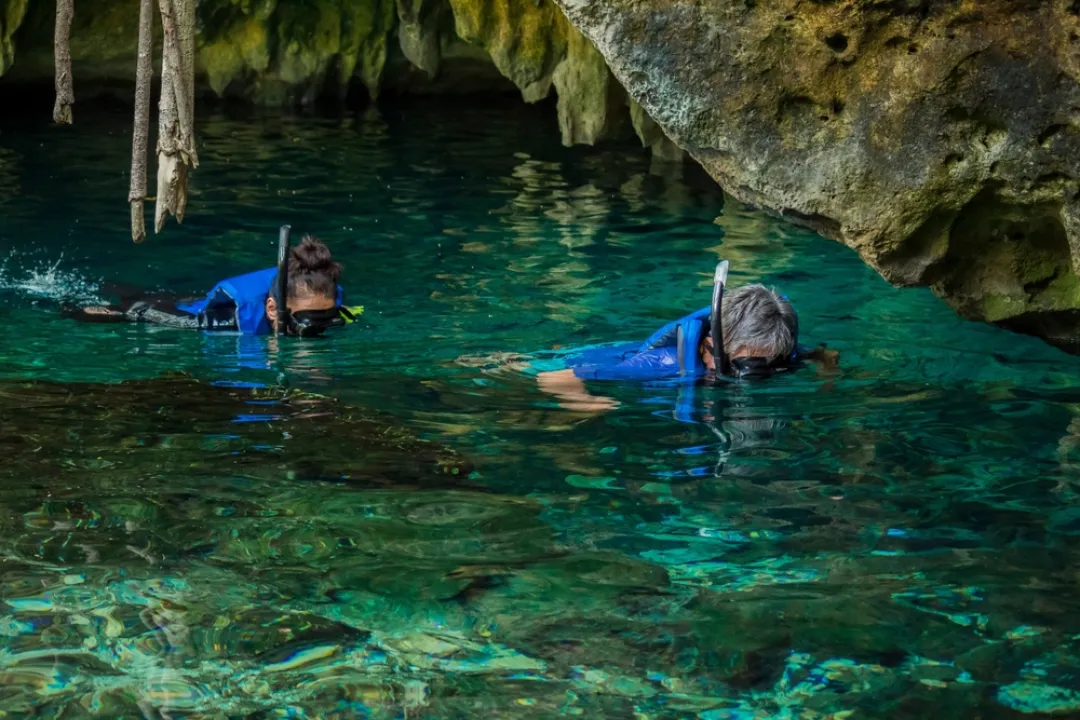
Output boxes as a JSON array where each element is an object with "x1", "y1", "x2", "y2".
[{"x1": 721, "y1": 284, "x2": 798, "y2": 362}]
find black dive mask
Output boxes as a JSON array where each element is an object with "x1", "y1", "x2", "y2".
[
  {"x1": 709, "y1": 260, "x2": 798, "y2": 382},
  {"x1": 274, "y1": 224, "x2": 354, "y2": 339},
  {"x1": 727, "y1": 355, "x2": 798, "y2": 380},
  {"x1": 283, "y1": 307, "x2": 355, "y2": 338}
]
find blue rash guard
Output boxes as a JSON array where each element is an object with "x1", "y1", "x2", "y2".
[
  {"x1": 553, "y1": 306, "x2": 801, "y2": 383},
  {"x1": 174, "y1": 267, "x2": 344, "y2": 335},
  {"x1": 562, "y1": 307, "x2": 715, "y2": 383}
]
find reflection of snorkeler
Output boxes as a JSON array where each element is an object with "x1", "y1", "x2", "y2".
[
  {"x1": 535, "y1": 261, "x2": 838, "y2": 411},
  {"x1": 67, "y1": 227, "x2": 361, "y2": 338}
]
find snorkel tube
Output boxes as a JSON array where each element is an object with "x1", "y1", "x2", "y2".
[
  {"x1": 711, "y1": 260, "x2": 730, "y2": 378},
  {"x1": 274, "y1": 225, "x2": 291, "y2": 336},
  {"x1": 272, "y1": 224, "x2": 359, "y2": 337}
]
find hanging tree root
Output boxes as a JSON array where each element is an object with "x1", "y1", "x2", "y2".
[
  {"x1": 52, "y1": 0, "x2": 74, "y2": 124},
  {"x1": 129, "y1": 0, "x2": 154, "y2": 243},
  {"x1": 154, "y1": 0, "x2": 198, "y2": 234}
]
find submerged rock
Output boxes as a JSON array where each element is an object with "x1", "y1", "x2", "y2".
[
  {"x1": 0, "y1": 373, "x2": 472, "y2": 488},
  {"x1": 998, "y1": 682, "x2": 1080, "y2": 714},
  {"x1": 555, "y1": 0, "x2": 1080, "y2": 350}
]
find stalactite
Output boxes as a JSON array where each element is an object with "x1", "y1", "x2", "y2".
[
  {"x1": 52, "y1": 0, "x2": 74, "y2": 124},
  {"x1": 128, "y1": 0, "x2": 154, "y2": 243},
  {"x1": 397, "y1": 0, "x2": 444, "y2": 77},
  {"x1": 154, "y1": 0, "x2": 198, "y2": 234}
]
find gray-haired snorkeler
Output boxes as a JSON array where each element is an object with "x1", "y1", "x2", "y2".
[{"x1": 534, "y1": 261, "x2": 837, "y2": 411}]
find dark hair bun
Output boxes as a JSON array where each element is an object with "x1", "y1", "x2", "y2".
[{"x1": 290, "y1": 234, "x2": 341, "y2": 283}]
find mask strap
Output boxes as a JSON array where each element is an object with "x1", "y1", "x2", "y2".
[
  {"x1": 711, "y1": 261, "x2": 730, "y2": 377},
  {"x1": 275, "y1": 225, "x2": 291, "y2": 336}
]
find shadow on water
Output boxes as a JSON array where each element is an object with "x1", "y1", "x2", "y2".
[{"x1": 4, "y1": 98, "x2": 1080, "y2": 716}]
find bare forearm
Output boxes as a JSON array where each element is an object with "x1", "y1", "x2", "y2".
[{"x1": 536, "y1": 369, "x2": 617, "y2": 413}]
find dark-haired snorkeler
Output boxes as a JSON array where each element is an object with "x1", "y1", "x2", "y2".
[
  {"x1": 534, "y1": 261, "x2": 837, "y2": 411},
  {"x1": 69, "y1": 227, "x2": 361, "y2": 338}
]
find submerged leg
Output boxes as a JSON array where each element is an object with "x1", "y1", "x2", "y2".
[{"x1": 61, "y1": 295, "x2": 198, "y2": 328}]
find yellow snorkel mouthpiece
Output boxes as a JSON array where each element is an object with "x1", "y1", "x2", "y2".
[{"x1": 343, "y1": 305, "x2": 365, "y2": 323}]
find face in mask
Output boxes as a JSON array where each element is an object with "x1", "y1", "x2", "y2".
[
  {"x1": 284, "y1": 306, "x2": 355, "y2": 337},
  {"x1": 708, "y1": 260, "x2": 800, "y2": 382},
  {"x1": 269, "y1": 224, "x2": 359, "y2": 338}
]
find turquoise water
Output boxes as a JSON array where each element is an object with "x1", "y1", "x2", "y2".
[{"x1": 4, "y1": 99, "x2": 1080, "y2": 717}]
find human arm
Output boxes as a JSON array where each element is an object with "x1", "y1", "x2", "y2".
[{"x1": 536, "y1": 369, "x2": 619, "y2": 413}]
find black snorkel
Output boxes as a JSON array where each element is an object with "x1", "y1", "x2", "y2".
[
  {"x1": 710, "y1": 260, "x2": 730, "y2": 378},
  {"x1": 709, "y1": 260, "x2": 800, "y2": 381},
  {"x1": 275, "y1": 224, "x2": 291, "y2": 337},
  {"x1": 273, "y1": 224, "x2": 355, "y2": 338}
]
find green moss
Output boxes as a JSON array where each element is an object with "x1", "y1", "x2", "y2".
[
  {"x1": 1035, "y1": 271, "x2": 1080, "y2": 311},
  {"x1": 1017, "y1": 257, "x2": 1058, "y2": 287},
  {"x1": 0, "y1": 0, "x2": 143, "y2": 81},
  {"x1": 276, "y1": 0, "x2": 342, "y2": 89},
  {"x1": 68, "y1": 0, "x2": 141, "y2": 67},
  {"x1": 447, "y1": 0, "x2": 566, "y2": 100},
  {"x1": 981, "y1": 293, "x2": 1028, "y2": 322},
  {"x1": 552, "y1": 24, "x2": 623, "y2": 145},
  {"x1": 0, "y1": 0, "x2": 627, "y2": 138},
  {"x1": 1, "y1": 0, "x2": 28, "y2": 76},
  {"x1": 199, "y1": 15, "x2": 271, "y2": 96},
  {"x1": 263, "y1": 0, "x2": 396, "y2": 101},
  {"x1": 340, "y1": 0, "x2": 395, "y2": 97},
  {"x1": 978, "y1": 257, "x2": 1080, "y2": 321},
  {"x1": 396, "y1": 0, "x2": 445, "y2": 76}
]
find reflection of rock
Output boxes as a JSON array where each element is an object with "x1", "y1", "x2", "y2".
[{"x1": 556, "y1": 0, "x2": 1080, "y2": 350}]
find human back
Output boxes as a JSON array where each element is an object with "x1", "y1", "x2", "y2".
[
  {"x1": 66, "y1": 231, "x2": 356, "y2": 337},
  {"x1": 532, "y1": 276, "x2": 805, "y2": 410}
]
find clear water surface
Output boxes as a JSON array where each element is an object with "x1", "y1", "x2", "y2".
[{"x1": 2, "y1": 98, "x2": 1080, "y2": 718}]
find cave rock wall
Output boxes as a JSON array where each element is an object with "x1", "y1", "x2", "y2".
[
  {"x1": 556, "y1": 0, "x2": 1080, "y2": 349},
  {"x1": 0, "y1": 0, "x2": 680, "y2": 155}
]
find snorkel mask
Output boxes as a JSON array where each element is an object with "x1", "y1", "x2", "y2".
[
  {"x1": 274, "y1": 225, "x2": 356, "y2": 338},
  {"x1": 709, "y1": 260, "x2": 797, "y2": 381}
]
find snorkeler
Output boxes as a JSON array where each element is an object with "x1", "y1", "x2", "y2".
[
  {"x1": 69, "y1": 227, "x2": 359, "y2": 338},
  {"x1": 535, "y1": 261, "x2": 836, "y2": 409}
]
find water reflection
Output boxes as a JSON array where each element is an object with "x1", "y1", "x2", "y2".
[
  {"x1": 3, "y1": 99, "x2": 1080, "y2": 716},
  {"x1": 8, "y1": 367, "x2": 1080, "y2": 717}
]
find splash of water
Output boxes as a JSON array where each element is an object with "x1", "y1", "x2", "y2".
[{"x1": 0, "y1": 252, "x2": 103, "y2": 306}]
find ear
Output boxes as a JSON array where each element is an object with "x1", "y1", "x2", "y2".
[{"x1": 266, "y1": 296, "x2": 278, "y2": 325}]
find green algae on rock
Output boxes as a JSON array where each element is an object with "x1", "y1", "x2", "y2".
[
  {"x1": 998, "y1": 682, "x2": 1080, "y2": 714},
  {"x1": 552, "y1": 21, "x2": 626, "y2": 146},
  {"x1": 0, "y1": 0, "x2": 28, "y2": 76},
  {"x1": 556, "y1": 0, "x2": 1080, "y2": 351},
  {"x1": 447, "y1": 0, "x2": 566, "y2": 103},
  {"x1": 0, "y1": 0, "x2": 677, "y2": 152},
  {"x1": 0, "y1": 373, "x2": 473, "y2": 486}
]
